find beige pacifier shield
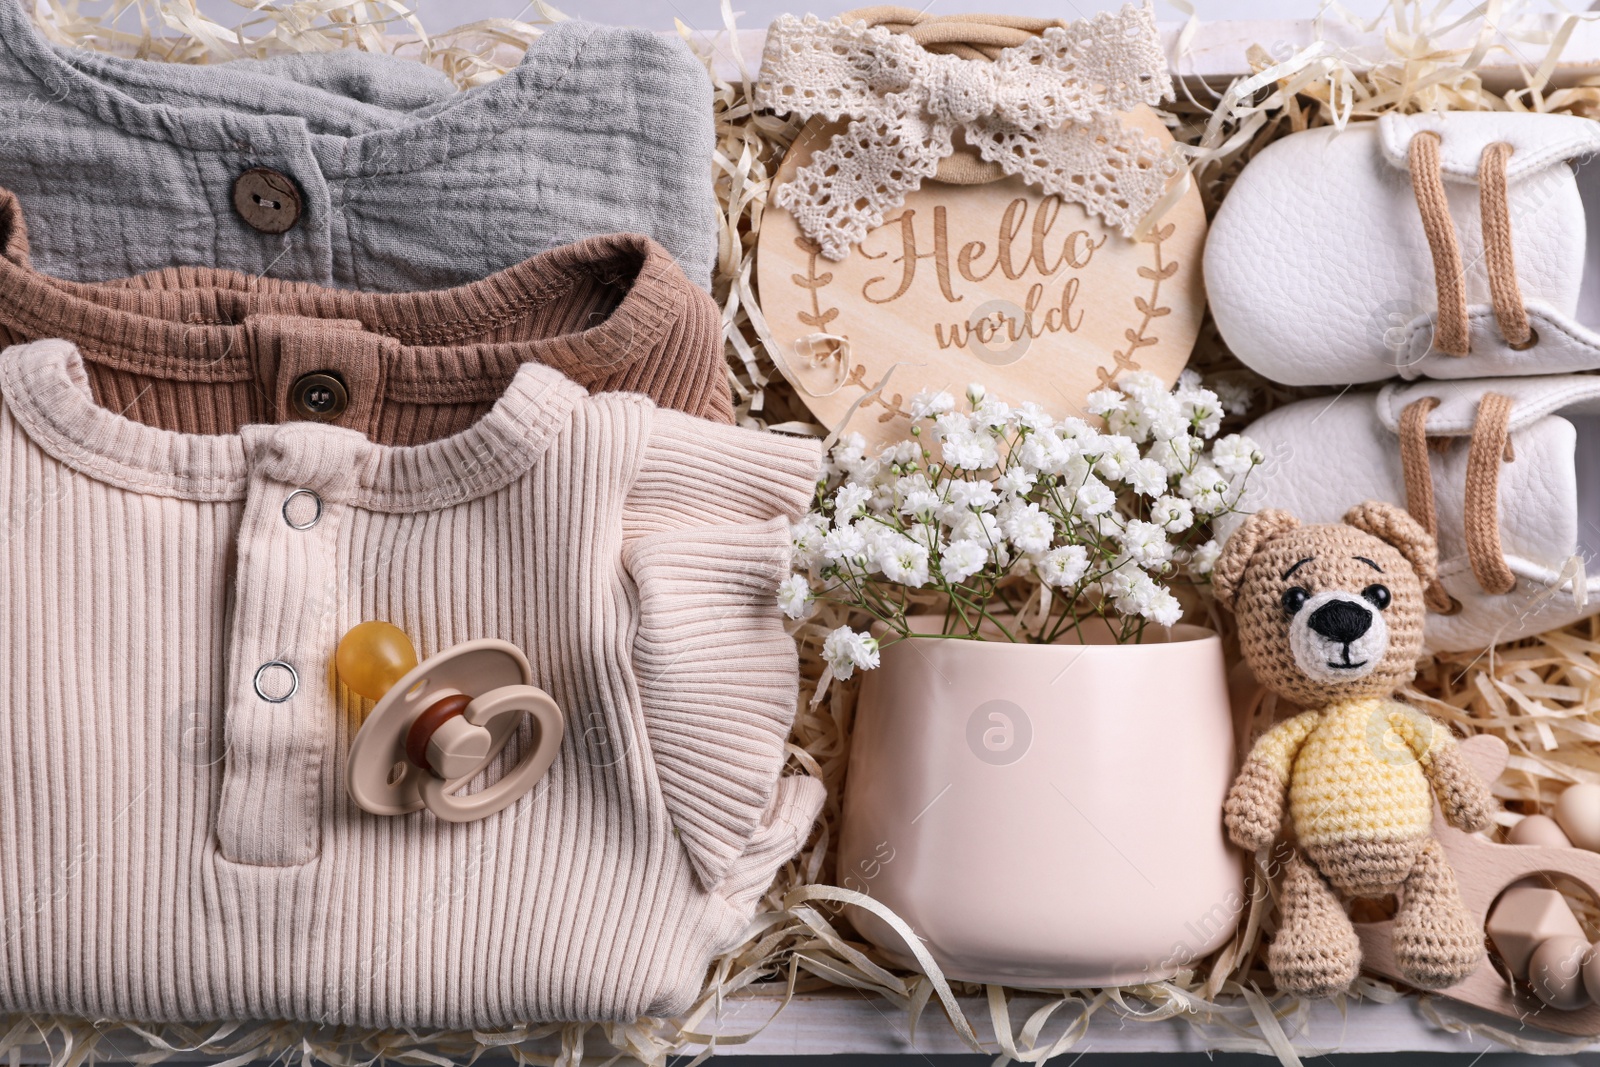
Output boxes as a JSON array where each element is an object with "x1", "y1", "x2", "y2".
[
  {"x1": 756, "y1": 107, "x2": 1206, "y2": 446},
  {"x1": 346, "y1": 639, "x2": 533, "y2": 816}
]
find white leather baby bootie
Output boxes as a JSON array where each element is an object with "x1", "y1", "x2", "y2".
[
  {"x1": 1206, "y1": 112, "x2": 1600, "y2": 386},
  {"x1": 1216, "y1": 377, "x2": 1600, "y2": 651}
]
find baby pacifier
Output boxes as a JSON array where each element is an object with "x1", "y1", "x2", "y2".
[{"x1": 338, "y1": 621, "x2": 563, "y2": 824}]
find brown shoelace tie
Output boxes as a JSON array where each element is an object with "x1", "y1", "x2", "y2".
[
  {"x1": 1407, "y1": 132, "x2": 1535, "y2": 356},
  {"x1": 1398, "y1": 392, "x2": 1518, "y2": 613}
]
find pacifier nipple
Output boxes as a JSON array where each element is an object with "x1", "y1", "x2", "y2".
[{"x1": 336, "y1": 620, "x2": 419, "y2": 703}]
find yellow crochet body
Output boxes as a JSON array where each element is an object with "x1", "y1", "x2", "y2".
[{"x1": 1251, "y1": 697, "x2": 1446, "y2": 849}]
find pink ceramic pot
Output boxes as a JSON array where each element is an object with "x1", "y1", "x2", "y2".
[{"x1": 838, "y1": 619, "x2": 1243, "y2": 986}]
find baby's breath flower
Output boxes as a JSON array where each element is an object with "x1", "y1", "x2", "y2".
[
  {"x1": 870, "y1": 482, "x2": 896, "y2": 513},
  {"x1": 790, "y1": 514, "x2": 828, "y2": 566},
  {"x1": 1058, "y1": 415, "x2": 1092, "y2": 440},
  {"x1": 909, "y1": 389, "x2": 956, "y2": 420},
  {"x1": 1145, "y1": 587, "x2": 1182, "y2": 627},
  {"x1": 1093, "y1": 435, "x2": 1140, "y2": 480},
  {"x1": 1121, "y1": 520, "x2": 1173, "y2": 568},
  {"x1": 948, "y1": 509, "x2": 1002, "y2": 547},
  {"x1": 1036, "y1": 545, "x2": 1089, "y2": 588},
  {"x1": 971, "y1": 397, "x2": 1012, "y2": 433},
  {"x1": 1085, "y1": 387, "x2": 1125, "y2": 418},
  {"x1": 899, "y1": 487, "x2": 942, "y2": 518},
  {"x1": 777, "y1": 376, "x2": 1246, "y2": 662},
  {"x1": 1016, "y1": 431, "x2": 1068, "y2": 473},
  {"x1": 1215, "y1": 380, "x2": 1252, "y2": 416},
  {"x1": 1211, "y1": 433, "x2": 1263, "y2": 478},
  {"x1": 1119, "y1": 371, "x2": 1168, "y2": 401},
  {"x1": 1110, "y1": 568, "x2": 1160, "y2": 617},
  {"x1": 823, "y1": 626, "x2": 880, "y2": 679},
  {"x1": 1002, "y1": 503, "x2": 1054, "y2": 555},
  {"x1": 832, "y1": 481, "x2": 871, "y2": 519},
  {"x1": 776, "y1": 575, "x2": 812, "y2": 619},
  {"x1": 940, "y1": 539, "x2": 989, "y2": 583},
  {"x1": 1126, "y1": 458, "x2": 1167, "y2": 498},
  {"x1": 1148, "y1": 407, "x2": 1191, "y2": 443},
  {"x1": 821, "y1": 522, "x2": 866, "y2": 563},
  {"x1": 1013, "y1": 401, "x2": 1052, "y2": 432},
  {"x1": 1151, "y1": 495, "x2": 1194, "y2": 534},
  {"x1": 878, "y1": 440, "x2": 920, "y2": 466},
  {"x1": 1178, "y1": 462, "x2": 1228, "y2": 512},
  {"x1": 931, "y1": 411, "x2": 970, "y2": 442},
  {"x1": 1191, "y1": 539, "x2": 1223, "y2": 575},
  {"x1": 1177, "y1": 384, "x2": 1224, "y2": 438},
  {"x1": 997, "y1": 467, "x2": 1037, "y2": 495},
  {"x1": 1075, "y1": 478, "x2": 1116, "y2": 517},
  {"x1": 829, "y1": 432, "x2": 868, "y2": 471},
  {"x1": 947, "y1": 479, "x2": 998, "y2": 513},
  {"x1": 941, "y1": 430, "x2": 999, "y2": 471},
  {"x1": 1107, "y1": 404, "x2": 1152, "y2": 444},
  {"x1": 1149, "y1": 434, "x2": 1200, "y2": 476},
  {"x1": 878, "y1": 537, "x2": 931, "y2": 587}
]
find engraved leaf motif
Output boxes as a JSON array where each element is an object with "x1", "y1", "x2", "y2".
[{"x1": 798, "y1": 308, "x2": 841, "y2": 328}]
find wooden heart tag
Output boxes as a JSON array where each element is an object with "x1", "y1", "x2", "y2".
[{"x1": 756, "y1": 107, "x2": 1207, "y2": 445}]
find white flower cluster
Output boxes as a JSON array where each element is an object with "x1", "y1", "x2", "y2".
[{"x1": 782, "y1": 373, "x2": 1261, "y2": 679}]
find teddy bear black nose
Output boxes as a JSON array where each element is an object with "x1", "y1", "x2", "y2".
[{"x1": 1306, "y1": 598, "x2": 1373, "y2": 644}]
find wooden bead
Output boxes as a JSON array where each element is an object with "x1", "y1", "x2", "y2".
[
  {"x1": 1508, "y1": 814, "x2": 1574, "y2": 849},
  {"x1": 1531, "y1": 935, "x2": 1593, "y2": 1010},
  {"x1": 1556, "y1": 783, "x2": 1600, "y2": 852}
]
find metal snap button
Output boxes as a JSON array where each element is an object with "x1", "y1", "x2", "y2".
[
  {"x1": 253, "y1": 661, "x2": 300, "y2": 704},
  {"x1": 290, "y1": 372, "x2": 349, "y2": 421},
  {"x1": 232, "y1": 168, "x2": 303, "y2": 235},
  {"x1": 282, "y1": 488, "x2": 323, "y2": 530}
]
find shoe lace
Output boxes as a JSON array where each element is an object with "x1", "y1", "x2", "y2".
[
  {"x1": 1398, "y1": 392, "x2": 1518, "y2": 612},
  {"x1": 1407, "y1": 131, "x2": 1536, "y2": 356}
]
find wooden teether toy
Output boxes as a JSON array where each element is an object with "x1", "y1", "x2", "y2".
[
  {"x1": 338, "y1": 621, "x2": 563, "y2": 824},
  {"x1": 1355, "y1": 734, "x2": 1600, "y2": 1036}
]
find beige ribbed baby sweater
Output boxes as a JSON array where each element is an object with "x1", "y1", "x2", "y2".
[{"x1": 0, "y1": 339, "x2": 823, "y2": 1027}]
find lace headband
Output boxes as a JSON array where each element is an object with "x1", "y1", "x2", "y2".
[{"x1": 755, "y1": 3, "x2": 1178, "y2": 261}]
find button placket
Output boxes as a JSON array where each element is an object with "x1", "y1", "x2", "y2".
[
  {"x1": 216, "y1": 430, "x2": 359, "y2": 867},
  {"x1": 245, "y1": 316, "x2": 391, "y2": 434}
]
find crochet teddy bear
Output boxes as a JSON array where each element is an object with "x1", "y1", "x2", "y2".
[{"x1": 1215, "y1": 501, "x2": 1497, "y2": 998}]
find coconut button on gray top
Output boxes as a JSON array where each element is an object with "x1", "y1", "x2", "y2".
[{"x1": 232, "y1": 168, "x2": 303, "y2": 234}]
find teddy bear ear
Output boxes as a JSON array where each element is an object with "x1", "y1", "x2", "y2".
[
  {"x1": 1213, "y1": 509, "x2": 1301, "y2": 609},
  {"x1": 1342, "y1": 500, "x2": 1439, "y2": 587}
]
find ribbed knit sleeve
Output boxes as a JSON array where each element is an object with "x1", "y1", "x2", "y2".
[
  {"x1": 623, "y1": 409, "x2": 821, "y2": 533},
  {"x1": 622, "y1": 410, "x2": 822, "y2": 891}
]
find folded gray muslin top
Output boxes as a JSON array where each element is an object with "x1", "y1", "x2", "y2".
[{"x1": 0, "y1": 1, "x2": 718, "y2": 290}]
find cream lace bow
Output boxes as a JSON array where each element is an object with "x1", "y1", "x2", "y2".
[{"x1": 756, "y1": 4, "x2": 1177, "y2": 261}]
